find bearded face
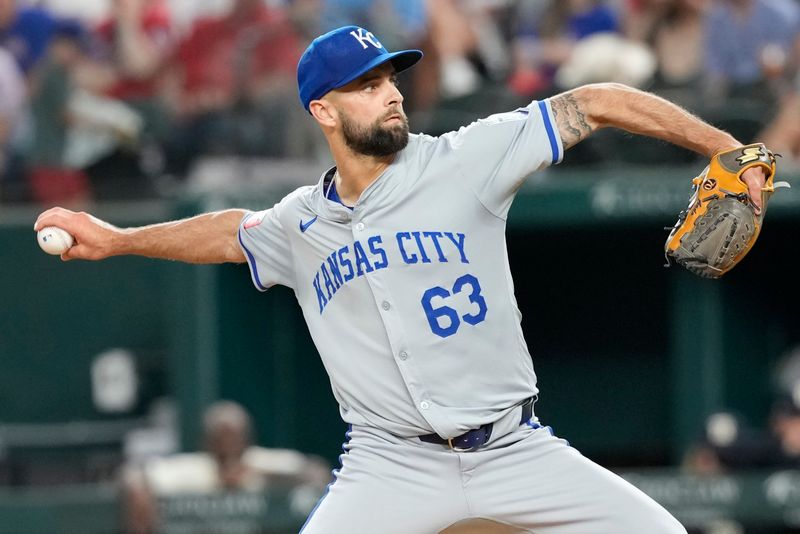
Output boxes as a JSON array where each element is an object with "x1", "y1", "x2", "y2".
[{"x1": 339, "y1": 107, "x2": 410, "y2": 157}]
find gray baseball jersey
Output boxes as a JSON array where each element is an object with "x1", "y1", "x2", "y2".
[{"x1": 238, "y1": 99, "x2": 563, "y2": 440}]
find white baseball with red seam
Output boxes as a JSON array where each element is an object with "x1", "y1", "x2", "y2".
[{"x1": 37, "y1": 226, "x2": 74, "y2": 255}]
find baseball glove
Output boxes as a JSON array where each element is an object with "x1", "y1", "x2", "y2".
[{"x1": 664, "y1": 143, "x2": 789, "y2": 278}]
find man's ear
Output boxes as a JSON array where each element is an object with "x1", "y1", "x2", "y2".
[{"x1": 310, "y1": 99, "x2": 336, "y2": 127}]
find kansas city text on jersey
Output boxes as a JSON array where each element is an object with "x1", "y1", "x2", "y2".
[{"x1": 313, "y1": 231, "x2": 470, "y2": 314}]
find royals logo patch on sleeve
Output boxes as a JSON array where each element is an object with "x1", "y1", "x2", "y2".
[{"x1": 243, "y1": 210, "x2": 267, "y2": 229}]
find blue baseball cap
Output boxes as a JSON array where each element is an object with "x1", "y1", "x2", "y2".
[{"x1": 297, "y1": 26, "x2": 423, "y2": 111}]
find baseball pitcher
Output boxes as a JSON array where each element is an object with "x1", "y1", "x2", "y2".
[{"x1": 36, "y1": 25, "x2": 773, "y2": 533}]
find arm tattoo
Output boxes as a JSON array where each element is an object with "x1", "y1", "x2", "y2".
[{"x1": 551, "y1": 94, "x2": 593, "y2": 150}]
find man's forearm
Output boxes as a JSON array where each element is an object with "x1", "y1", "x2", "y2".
[
  {"x1": 118, "y1": 209, "x2": 248, "y2": 263},
  {"x1": 34, "y1": 208, "x2": 248, "y2": 263},
  {"x1": 551, "y1": 83, "x2": 740, "y2": 157}
]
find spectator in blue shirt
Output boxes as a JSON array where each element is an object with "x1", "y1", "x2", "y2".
[
  {"x1": 0, "y1": 0, "x2": 57, "y2": 74},
  {"x1": 704, "y1": 0, "x2": 800, "y2": 99},
  {"x1": 509, "y1": 0, "x2": 621, "y2": 97}
]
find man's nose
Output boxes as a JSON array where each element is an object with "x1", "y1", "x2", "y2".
[{"x1": 387, "y1": 82, "x2": 404, "y2": 106}]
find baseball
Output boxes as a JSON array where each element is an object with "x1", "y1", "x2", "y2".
[{"x1": 37, "y1": 226, "x2": 74, "y2": 255}]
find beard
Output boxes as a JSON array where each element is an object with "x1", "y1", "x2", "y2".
[{"x1": 340, "y1": 108, "x2": 410, "y2": 157}]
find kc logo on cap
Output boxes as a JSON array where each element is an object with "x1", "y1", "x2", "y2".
[
  {"x1": 297, "y1": 25, "x2": 423, "y2": 112},
  {"x1": 350, "y1": 28, "x2": 382, "y2": 50}
]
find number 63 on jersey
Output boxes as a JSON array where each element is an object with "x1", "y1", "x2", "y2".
[{"x1": 421, "y1": 273, "x2": 488, "y2": 338}]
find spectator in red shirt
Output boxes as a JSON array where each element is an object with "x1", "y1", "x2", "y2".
[
  {"x1": 160, "y1": 0, "x2": 306, "y2": 177},
  {"x1": 84, "y1": 0, "x2": 173, "y2": 104},
  {"x1": 69, "y1": 0, "x2": 174, "y2": 199},
  {"x1": 25, "y1": 0, "x2": 175, "y2": 203}
]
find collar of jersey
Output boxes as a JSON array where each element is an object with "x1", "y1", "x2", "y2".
[
  {"x1": 311, "y1": 147, "x2": 408, "y2": 221},
  {"x1": 324, "y1": 172, "x2": 354, "y2": 210},
  {"x1": 310, "y1": 167, "x2": 351, "y2": 223}
]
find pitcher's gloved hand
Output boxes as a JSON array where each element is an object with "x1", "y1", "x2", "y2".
[{"x1": 665, "y1": 143, "x2": 789, "y2": 278}]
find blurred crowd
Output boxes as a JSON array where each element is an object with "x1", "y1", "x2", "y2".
[
  {"x1": 680, "y1": 345, "x2": 800, "y2": 534},
  {"x1": 683, "y1": 346, "x2": 800, "y2": 477},
  {"x1": 2, "y1": 0, "x2": 800, "y2": 206},
  {"x1": 120, "y1": 400, "x2": 331, "y2": 533}
]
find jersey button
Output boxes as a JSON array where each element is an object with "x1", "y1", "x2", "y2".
[
  {"x1": 399, "y1": 351, "x2": 408, "y2": 361},
  {"x1": 381, "y1": 301, "x2": 391, "y2": 311},
  {"x1": 355, "y1": 222, "x2": 365, "y2": 231},
  {"x1": 420, "y1": 401, "x2": 430, "y2": 410}
]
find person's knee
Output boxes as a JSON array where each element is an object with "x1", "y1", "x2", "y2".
[
  {"x1": 614, "y1": 498, "x2": 686, "y2": 534},
  {"x1": 635, "y1": 509, "x2": 687, "y2": 534},
  {"x1": 659, "y1": 519, "x2": 688, "y2": 534}
]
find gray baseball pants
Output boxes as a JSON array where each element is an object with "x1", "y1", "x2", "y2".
[{"x1": 300, "y1": 417, "x2": 686, "y2": 533}]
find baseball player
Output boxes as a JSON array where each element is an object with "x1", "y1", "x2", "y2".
[{"x1": 36, "y1": 26, "x2": 768, "y2": 533}]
